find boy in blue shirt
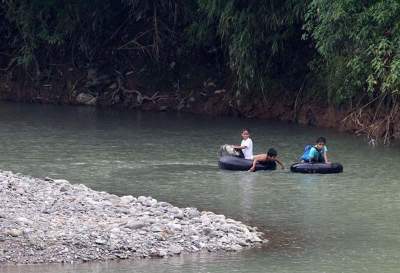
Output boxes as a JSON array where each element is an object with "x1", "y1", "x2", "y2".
[{"x1": 301, "y1": 137, "x2": 330, "y2": 163}]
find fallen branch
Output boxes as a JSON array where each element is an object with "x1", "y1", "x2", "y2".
[{"x1": 116, "y1": 77, "x2": 168, "y2": 104}]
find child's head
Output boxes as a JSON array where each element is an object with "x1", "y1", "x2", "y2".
[
  {"x1": 241, "y1": 128, "x2": 250, "y2": 139},
  {"x1": 266, "y1": 148, "x2": 278, "y2": 159},
  {"x1": 315, "y1": 137, "x2": 326, "y2": 149}
]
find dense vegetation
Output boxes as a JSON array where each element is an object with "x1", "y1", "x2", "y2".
[
  {"x1": 305, "y1": 0, "x2": 400, "y2": 101},
  {"x1": 0, "y1": 0, "x2": 399, "y2": 141}
]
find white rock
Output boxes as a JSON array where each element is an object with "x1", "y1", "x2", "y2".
[
  {"x1": 184, "y1": 208, "x2": 200, "y2": 218},
  {"x1": 15, "y1": 187, "x2": 26, "y2": 195},
  {"x1": 167, "y1": 223, "x2": 182, "y2": 231},
  {"x1": 120, "y1": 195, "x2": 134, "y2": 205},
  {"x1": 6, "y1": 229, "x2": 23, "y2": 237},
  {"x1": 54, "y1": 179, "x2": 70, "y2": 184},
  {"x1": 168, "y1": 244, "x2": 183, "y2": 254},
  {"x1": 137, "y1": 196, "x2": 147, "y2": 204},
  {"x1": 172, "y1": 208, "x2": 184, "y2": 219},
  {"x1": 16, "y1": 217, "x2": 34, "y2": 226},
  {"x1": 201, "y1": 215, "x2": 211, "y2": 225},
  {"x1": 227, "y1": 244, "x2": 243, "y2": 251},
  {"x1": 150, "y1": 224, "x2": 163, "y2": 232},
  {"x1": 125, "y1": 220, "x2": 146, "y2": 229},
  {"x1": 95, "y1": 238, "x2": 107, "y2": 245},
  {"x1": 76, "y1": 93, "x2": 96, "y2": 105}
]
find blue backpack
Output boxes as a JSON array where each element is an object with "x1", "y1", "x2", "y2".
[{"x1": 300, "y1": 145, "x2": 313, "y2": 161}]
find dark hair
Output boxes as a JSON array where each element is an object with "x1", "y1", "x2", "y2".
[
  {"x1": 267, "y1": 148, "x2": 278, "y2": 157},
  {"x1": 242, "y1": 128, "x2": 251, "y2": 134},
  {"x1": 316, "y1": 136, "x2": 326, "y2": 144}
]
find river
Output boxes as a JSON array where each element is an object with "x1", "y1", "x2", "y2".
[{"x1": 0, "y1": 102, "x2": 399, "y2": 273}]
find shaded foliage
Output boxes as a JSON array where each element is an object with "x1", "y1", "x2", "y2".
[
  {"x1": 1, "y1": 0, "x2": 400, "y2": 106},
  {"x1": 1, "y1": 0, "x2": 191, "y2": 77},
  {"x1": 196, "y1": 0, "x2": 310, "y2": 95},
  {"x1": 0, "y1": 0, "x2": 311, "y2": 93},
  {"x1": 305, "y1": 0, "x2": 400, "y2": 103}
]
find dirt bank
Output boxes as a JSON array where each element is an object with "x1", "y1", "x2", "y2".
[{"x1": 1, "y1": 69, "x2": 399, "y2": 144}]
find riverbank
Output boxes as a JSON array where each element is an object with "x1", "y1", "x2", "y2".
[
  {"x1": 0, "y1": 171, "x2": 264, "y2": 264},
  {"x1": 1, "y1": 70, "x2": 399, "y2": 143}
]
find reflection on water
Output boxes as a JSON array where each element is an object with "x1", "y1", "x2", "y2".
[{"x1": 0, "y1": 102, "x2": 400, "y2": 273}]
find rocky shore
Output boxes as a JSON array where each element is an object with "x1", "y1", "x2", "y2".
[{"x1": 0, "y1": 171, "x2": 265, "y2": 264}]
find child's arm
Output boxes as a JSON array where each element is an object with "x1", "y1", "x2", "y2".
[
  {"x1": 248, "y1": 159, "x2": 258, "y2": 172},
  {"x1": 324, "y1": 152, "x2": 330, "y2": 163},
  {"x1": 275, "y1": 158, "x2": 285, "y2": 169},
  {"x1": 232, "y1": 145, "x2": 246, "y2": 150},
  {"x1": 233, "y1": 139, "x2": 250, "y2": 150},
  {"x1": 248, "y1": 154, "x2": 265, "y2": 172}
]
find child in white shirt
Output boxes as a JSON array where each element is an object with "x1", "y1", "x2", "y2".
[{"x1": 232, "y1": 128, "x2": 253, "y2": 159}]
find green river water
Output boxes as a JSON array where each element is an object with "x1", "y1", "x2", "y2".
[{"x1": 0, "y1": 102, "x2": 399, "y2": 273}]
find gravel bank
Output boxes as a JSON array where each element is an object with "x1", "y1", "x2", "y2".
[{"x1": 0, "y1": 171, "x2": 265, "y2": 264}]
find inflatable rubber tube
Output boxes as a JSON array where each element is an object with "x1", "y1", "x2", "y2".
[
  {"x1": 290, "y1": 162, "x2": 343, "y2": 174},
  {"x1": 218, "y1": 156, "x2": 276, "y2": 171}
]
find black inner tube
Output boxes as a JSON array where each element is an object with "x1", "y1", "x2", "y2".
[
  {"x1": 218, "y1": 156, "x2": 276, "y2": 171},
  {"x1": 290, "y1": 162, "x2": 343, "y2": 174}
]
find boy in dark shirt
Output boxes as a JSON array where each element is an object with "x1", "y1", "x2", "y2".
[{"x1": 249, "y1": 148, "x2": 285, "y2": 172}]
